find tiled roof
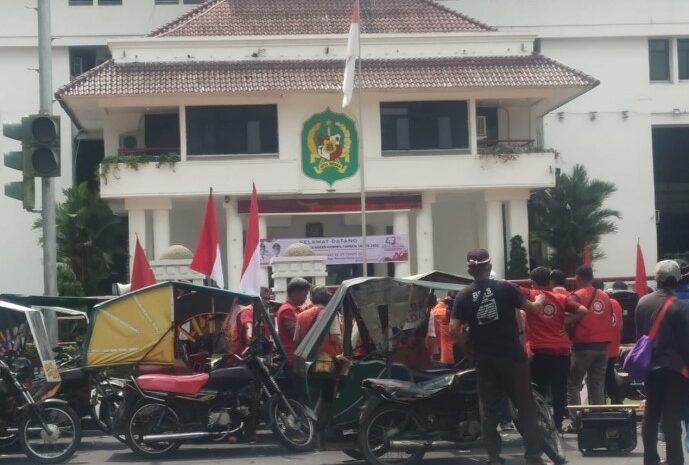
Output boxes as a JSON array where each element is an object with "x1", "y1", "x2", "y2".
[
  {"x1": 56, "y1": 56, "x2": 597, "y2": 98},
  {"x1": 149, "y1": 0, "x2": 494, "y2": 37}
]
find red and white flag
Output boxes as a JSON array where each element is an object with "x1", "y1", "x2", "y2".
[
  {"x1": 130, "y1": 237, "x2": 156, "y2": 291},
  {"x1": 240, "y1": 183, "x2": 261, "y2": 295},
  {"x1": 634, "y1": 239, "x2": 648, "y2": 297},
  {"x1": 341, "y1": 0, "x2": 360, "y2": 108},
  {"x1": 583, "y1": 241, "x2": 592, "y2": 267},
  {"x1": 191, "y1": 190, "x2": 225, "y2": 288}
]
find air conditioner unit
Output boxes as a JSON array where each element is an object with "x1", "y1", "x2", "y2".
[
  {"x1": 119, "y1": 132, "x2": 138, "y2": 150},
  {"x1": 476, "y1": 116, "x2": 488, "y2": 140}
]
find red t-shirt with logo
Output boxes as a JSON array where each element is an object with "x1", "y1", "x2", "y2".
[
  {"x1": 608, "y1": 298, "x2": 623, "y2": 358},
  {"x1": 570, "y1": 287, "x2": 613, "y2": 345},
  {"x1": 276, "y1": 302, "x2": 299, "y2": 364},
  {"x1": 523, "y1": 288, "x2": 577, "y2": 355}
]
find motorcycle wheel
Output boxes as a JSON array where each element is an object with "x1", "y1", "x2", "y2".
[
  {"x1": 126, "y1": 401, "x2": 182, "y2": 459},
  {"x1": 270, "y1": 398, "x2": 315, "y2": 452},
  {"x1": 358, "y1": 405, "x2": 427, "y2": 465},
  {"x1": 531, "y1": 390, "x2": 567, "y2": 465},
  {"x1": 343, "y1": 448, "x2": 364, "y2": 460},
  {"x1": 19, "y1": 404, "x2": 81, "y2": 464},
  {"x1": 89, "y1": 386, "x2": 126, "y2": 444}
]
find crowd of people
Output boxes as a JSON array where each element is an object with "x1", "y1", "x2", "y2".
[{"x1": 219, "y1": 249, "x2": 689, "y2": 465}]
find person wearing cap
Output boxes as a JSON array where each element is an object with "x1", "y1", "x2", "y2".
[
  {"x1": 566, "y1": 266, "x2": 614, "y2": 408},
  {"x1": 637, "y1": 260, "x2": 689, "y2": 465},
  {"x1": 450, "y1": 249, "x2": 548, "y2": 465}
]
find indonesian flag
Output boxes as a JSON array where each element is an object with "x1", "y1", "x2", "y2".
[
  {"x1": 240, "y1": 183, "x2": 261, "y2": 295},
  {"x1": 583, "y1": 241, "x2": 593, "y2": 267},
  {"x1": 130, "y1": 237, "x2": 156, "y2": 291},
  {"x1": 191, "y1": 190, "x2": 225, "y2": 288},
  {"x1": 341, "y1": 0, "x2": 360, "y2": 108},
  {"x1": 635, "y1": 240, "x2": 648, "y2": 297}
]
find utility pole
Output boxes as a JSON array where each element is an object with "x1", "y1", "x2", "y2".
[{"x1": 38, "y1": 0, "x2": 58, "y2": 344}]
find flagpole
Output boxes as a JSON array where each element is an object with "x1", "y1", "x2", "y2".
[{"x1": 357, "y1": 12, "x2": 368, "y2": 277}]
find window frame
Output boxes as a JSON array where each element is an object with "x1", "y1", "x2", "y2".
[
  {"x1": 678, "y1": 38, "x2": 689, "y2": 81},
  {"x1": 649, "y1": 38, "x2": 671, "y2": 82},
  {"x1": 379, "y1": 100, "x2": 470, "y2": 155},
  {"x1": 68, "y1": 0, "x2": 93, "y2": 5},
  {"x1": 155, "y1": 0, "x2": 179, "y2": 4},
  {"x1": 185, "y1": 104, "x2": 279, "y2": 158},
  {"x1": 97, "y1": 0, "x2": 122, "y2": 5}
]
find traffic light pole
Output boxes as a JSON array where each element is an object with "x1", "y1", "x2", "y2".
[{"x1": 38, "y1": 0, "x2": 58, "y2": 343}]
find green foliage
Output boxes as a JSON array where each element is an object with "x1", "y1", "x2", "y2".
[
  {"x1": 35, "y1": 182, "x2": 127, "y2": 295},
  {"x1": 100, "y1": 154, "x2": 180, "y2": 183},
  {"x1": 57, "y1": 262, "x2": 85, "y2": 297},
  {"x1": 529, "y1": 164, "x2": 621, "y2": 275},
  {"x1": 506, "y1": 235, "x2": 529, "y2": 279}
]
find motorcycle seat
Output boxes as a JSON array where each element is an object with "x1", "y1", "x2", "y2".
[
  {"x1": 362, "y1": 373, "x2": 455, "y2": 399},
  {"x1": 136, "y1": 373, "x2": 209, "y2": 395}
]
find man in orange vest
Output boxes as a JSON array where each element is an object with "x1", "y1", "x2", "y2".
[
  {"x1": 566, "y1": 266, "x2": 613, "y2": 406},
  {"x1": 431, "y1": 292, "x2": 457, "y2": 366}
]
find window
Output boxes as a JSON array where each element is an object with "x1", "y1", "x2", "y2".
[
  {"x1": 380, "y1": 101, "x2": 469, "y2": 152},
  {"x1": 69, "y1": 0, "x2": 93, "y2": 5},
  {"x1": 184, "y1": 0, "x2": 205, "y2": 3},
  {"x1": 649, "y1": 39, "x2": 670, "y2": 81},
  {"x1": 98, "y1": 0, "x2": 122, "y2": 4},
  {"x1": 145, "y1": 114, "x2": 180, "y2": 152},
  {"x1": 679, "y1": 39, "x2": 689, "y2": 80},
  {"x1": 155, "y1": 0, "x2": 178, "y2": 4},
  {"x1": 69, "y1": 46, "x2": 111, "y2": 78},
  {"x1": 186, "y1": 105, "x2": 279, "y2": 156}
]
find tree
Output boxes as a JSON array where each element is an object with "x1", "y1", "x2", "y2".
[
  {"x1": 35, "y1": 182, "x2": 127, "y2": 295},
  {"x1": 529, "y1": 164, "x2": 621, "y2": 275},
  {"x1": 506, "y1": 235, "x2": 529, "y2": 279}
]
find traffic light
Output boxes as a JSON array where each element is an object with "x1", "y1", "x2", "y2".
[
  {"x1": 3, "y1": 118, "x2": 35, "y2": 211},
  {"x1": 25, "y1": 114, "x2": 61, "y2": 178}
]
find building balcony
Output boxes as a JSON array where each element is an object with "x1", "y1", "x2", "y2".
[{"x1": 98, "y1": 150, "x2": 556, "y2": 199}]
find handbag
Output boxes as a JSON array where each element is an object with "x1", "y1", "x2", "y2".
[{"x1": 622, "y1": 296, "x2": 676, "y2": 381}]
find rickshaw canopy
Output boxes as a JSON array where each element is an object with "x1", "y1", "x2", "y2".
[
  {"x1": 84, "y1": 281, "x2": 274, "y2": 368},
  {"x1": 293, "y1": 276, "x2": 468, "y2": 376},
  {"x1": 0, "y1": 300, "x2": 61, "y2": 382}
]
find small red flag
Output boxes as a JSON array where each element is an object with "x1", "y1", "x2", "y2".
[
  {"x1": 635, "y1": 240, "x2": 648, "y2": 297},
  {"x1": 240, "y1": 183, "x2": 261, "y2": 295},
  {"x1": 130, "y1": 238, "x2": 156, "y2": 291},
  {"x1": 583, "y1": 241, "x2": 592, "y2": 267},
  {"x1": 191, "y1": 189, "x2": 224, "y2": 288}
]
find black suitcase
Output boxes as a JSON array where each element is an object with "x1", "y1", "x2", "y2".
[{"x1": 574, "y1": 408, "x2": 637, "y2": 455}]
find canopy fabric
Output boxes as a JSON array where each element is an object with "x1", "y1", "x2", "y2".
[
  {"x1": 0, "y1": 300, "x2": 61, "y2": 382},
  {"x1": 84, "y1": 281, "x2": 269, "y2": 368},
  {"x1": 293, "y1": 276, "x2": 468, "y2": 375}
]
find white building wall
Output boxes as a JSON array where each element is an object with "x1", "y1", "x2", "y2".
[
  {"x1": 440, "y1": 0, "x2": 689, "y2": 276},
  {"x1": 0, "y1": 1, "x2": 196, "y2": 293}
]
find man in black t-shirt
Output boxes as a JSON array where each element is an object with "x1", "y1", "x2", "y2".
[{"x1": 450, "y1": 249, "x2": 547, "y2": 465}]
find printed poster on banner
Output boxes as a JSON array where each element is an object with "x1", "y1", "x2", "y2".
[{"x1": 259, "y1": 235, "x2": 409, "y2": 267}]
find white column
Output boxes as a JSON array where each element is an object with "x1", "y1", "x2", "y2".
[
  {"x1": 224, "y1": 198, "x2": 243, "y2": 290},
  {"x1": 415, "y1": 192, "x2": 436, "y2": 274},
  {"x1": 469, "y1": 97, "x2": 478, "y2": 155},
  {"x1": 485, "y1": 198, "x2": 505, "y2": 279},
  {"x1": 179, "y1": 105, "x2": 187, "y2": 161},
  {"x1": 128, "y1": 209, "x2": 146, "y2": 270},
  {"x1": 258, "y1": 215, "x2": 269, "y2": 288},
  {"x1": 393, "y1": 211, "x2": 412, "y2": 277},
  {"x1": 152, "y1": 208, "x2": 171, "y2": 260}
]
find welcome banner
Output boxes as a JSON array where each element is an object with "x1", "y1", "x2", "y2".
[{"x1": 260, "y1": 235, "x2": 409, "y2": 266}]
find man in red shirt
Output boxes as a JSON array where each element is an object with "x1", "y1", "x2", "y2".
[
  {"x1": 605, "y1": 281, "x2": 626, "y2": 404},
  {"x1": 297, "y1": 286, "x2": 342, "y2": 356},
  {"x1": 524, "y1": 267, "x2": 587, "y2": 431},
  {"x1": 567, "y1": 266, "x2": 614, "y2": 406},
  {"x1": 227, "y1": 287, "x2": 272, "y2": 357},
  {"x1": 549, "y1": 269, "x2": 569, "y2": 296},
  {"x1": 431, "y1": 292, "x2": 457, "y2": 366},
  {"x1": 276, "y1": 278, "x2": 311, "y2": 365}
]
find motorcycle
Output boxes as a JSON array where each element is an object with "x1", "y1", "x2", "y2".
[
  {"x1": 0, "y1": 299, "x2": 82, "y2": 464},
  {"x1": 117, "y1": 340, "x2": 315, "y2": 458},
  {"x1": 357, "y1": 368, "x2": 566, "y2": 465}
]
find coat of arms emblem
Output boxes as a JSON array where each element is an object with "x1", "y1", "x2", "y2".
[{"x1": 302, "y1": 109, "x2": 359, "y2": 187}]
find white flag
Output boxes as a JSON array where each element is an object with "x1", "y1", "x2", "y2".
[{"x1": 342, "y1": 0, "x2": 360, "y2": 108}]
